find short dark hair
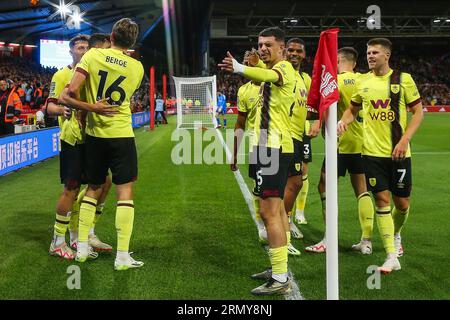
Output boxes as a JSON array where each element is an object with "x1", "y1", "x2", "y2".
[
  {"x1": 88, "y1": 33, "x2": 110, "y2": 48},
  {"x1": 69, "y1": 34, "x2": 90, "y2": 49},
  {"x1": 112, "y1": 18, "x2": 139, "y2": 49},
  {"x1": 367, "y1": 38, "x2": 392, "y2": 52},
  {"x1": 338, "y1": 47, "x2": 358, "y2": 62},
  {"x1": 258, "y1": 27, "x2": 285, "y2": 43},
  {"x1": 287, "y1": 38, "x2": 305, "y2": 47}
]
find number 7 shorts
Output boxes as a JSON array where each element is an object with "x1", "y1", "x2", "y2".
[{"x1": 362, "y1": 155, "x2": 412, "y2": 197}]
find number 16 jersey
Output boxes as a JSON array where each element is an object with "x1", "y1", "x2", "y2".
[{"x1": 76, "y1": 48, "x2": 144, "y2": 138}]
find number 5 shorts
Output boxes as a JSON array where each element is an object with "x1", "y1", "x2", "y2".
[{"x1": 249, "y1": 146, "x2": 293, "y2": 199}]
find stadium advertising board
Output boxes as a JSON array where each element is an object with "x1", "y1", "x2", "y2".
[
  {"x1": 0, "y1": 127, "x2": 60, "y2": 176},
  {"x1": 423, "y1": 106, "x2": 450, "y2": 112},
  {"x1": 132, "y1": 111, "x2": 150, "y2": 128},
  {"x1": 0, "y1": 110, "x2": 149, "y2": 176}
]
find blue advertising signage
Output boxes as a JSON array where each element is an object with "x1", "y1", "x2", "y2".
[
  {"x1": 132, "y1": 111, "x2": 150, "y2": 128},
  {"x1": 1, "y1": 113, "x2": 149, "y2": 177},
  {"x1": 0, "y1": 127, "x2": 60, "y2": 176}
]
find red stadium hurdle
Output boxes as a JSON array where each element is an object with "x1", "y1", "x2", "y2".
[
  {"x1": 162, "y1": 73, "x2": 167, "y2": 104},
  {"x1": 149, "y1": 66, "x2": 155, "y2": 130}
]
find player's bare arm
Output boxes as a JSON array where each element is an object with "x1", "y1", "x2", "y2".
[
  {"x1": 59, "y1": 72, "x2": 117, "y2": 116},
  {"x1": 338, "y1": 102, "x2": 360, "y2": 136},
  {"x1": 219, "y1": 52, "x2": 281, "y2": 85},
  {"x1": 308, "y1": 120, "x2": 320, "y2": 138},
  {"x1": 46, "y1": 101, "x2": 66, "y2": 117},
  {"x1": 59, "y1": 88, "x2": 116, "y2": 117},
  {"x1": 392, "y1": 102, "x2": 424, "y2": 161},
  {"x1": 231, "y1": 112, "x2": 248, "y2": 171}
]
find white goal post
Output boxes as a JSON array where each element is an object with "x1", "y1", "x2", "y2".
[{"x1": 172, "y1": 75, "x2": 217, "y2": 129}]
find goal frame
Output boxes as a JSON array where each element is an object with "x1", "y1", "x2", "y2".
[{"x1": 172, "y1": 75, "x2": 217, "y2": 129}]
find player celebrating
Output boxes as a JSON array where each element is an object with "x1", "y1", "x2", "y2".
[
  {"x1": 69, "y1": 33, "x2": 115, "y2": 252},
  {"x1": 231, "y1": 51, "x2": 266, "y2": 243},
  {"x1": 220, "y1": 27, "x2": 295, "y2": 295},
  {"x1": 60, "y1": 18, "x2": 145, "y2": 270},
  {"x1": 46, "y1": 34, "x2": 113, "y2": 260},
  {"x1": 283, "y1": 38, "x2": 314, "y2": 247},
  {"x1": 338, "y1": 38, "x2": 423, "y2": 273},
  {"x1": 305, "y1": 47, "x2": 375, "y2": 254},
  {"x1": 243, "y1": 47, "x2": 306, "y2": 256}
]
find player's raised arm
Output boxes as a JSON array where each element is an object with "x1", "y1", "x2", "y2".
[
  {"x1": 219, "y1": 52, "x2": 281, "y2": 85},
  {"x1": 246, "y1": 48, "x2": 266, "y2": 68}
]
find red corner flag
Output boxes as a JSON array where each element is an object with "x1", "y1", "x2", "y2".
[{"x1": 307, "y1": 28, "x2": 340, "y2": 120}]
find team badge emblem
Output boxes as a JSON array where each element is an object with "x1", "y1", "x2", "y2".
[
  {"x1": 295, "y1": 163, "x2": 301, "y2": 172},
  {"x1": 391, "y1": 84, "x2": 400, "y2": 94},
  {"x1": 369, "y1": 178, "x2": 377, "y2": 187}
]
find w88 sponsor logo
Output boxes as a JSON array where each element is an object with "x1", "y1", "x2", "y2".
[
  {"x1": 368, "y1": 111, "x2": 396, "y2": 122},
  {"x1": 369, "y1": 99, "x2": 395, "y2": 122}
]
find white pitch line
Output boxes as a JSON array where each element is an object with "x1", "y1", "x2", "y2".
[{"x1": 215, "y1": 129, "x2": 304, "y2": 301}]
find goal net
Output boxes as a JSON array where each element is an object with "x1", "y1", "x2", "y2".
[{"x1": 172, "y1": 75, "x2": 217, "y2": 129}]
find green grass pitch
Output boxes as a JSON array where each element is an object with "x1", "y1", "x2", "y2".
[{"x1": 0, "y1": 113, "x2": 449, "y2": 299}]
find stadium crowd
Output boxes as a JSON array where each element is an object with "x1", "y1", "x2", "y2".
[
  {"x1": 130, "y1": 80, "x2": 149, "y2": 113},
  {"x1": 0, "y1": 55, "x2": 152, "y2": 112},
  {"x1": 0, "y1": 55, "x2": 154, "y2": 136},
  {"x1": 0, "y1": 55, "x2": 56, "y2": 109}
]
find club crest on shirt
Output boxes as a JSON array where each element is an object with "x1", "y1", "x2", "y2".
[
  {"x1": 369, "y1": 178, "x2": 377, "y2": 187},
  {"x1": 295, "y1": 163, "x2": 301, "y2": 171},
  {"x1": 391, "y1": 84, "x2": 400, "y2": 94}
]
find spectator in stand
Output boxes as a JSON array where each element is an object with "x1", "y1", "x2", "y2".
[
  {"x1": 26, "y1": 84, "x2": 33, "y2": 105},
  {"x1": 32, "y1": 82, "x2": 43, "y2": 109},
  {"x1": 35, "y1": 106, "x2": 45, "y2": 129},
  {"x1": 15, "y1": 81, "x2": 26, "y2": 104},
  {"x1": 0, "y1": 78, "x2": 23, "y2": 136},
  {"x1": 155, "y1": 94, "x2": 167, "y2": 125}
]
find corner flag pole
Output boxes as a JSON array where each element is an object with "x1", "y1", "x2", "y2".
[
  {"x1": 306, "y1": 28, "x2": 340, "y2": 300},
  {"x1": 325, "y1": 102, "x2": 339, "y2": 300}
]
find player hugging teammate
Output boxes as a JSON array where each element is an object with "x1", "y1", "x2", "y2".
[{"x1": 56, "y1": 18, "x2": 145, "y2": 271}]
